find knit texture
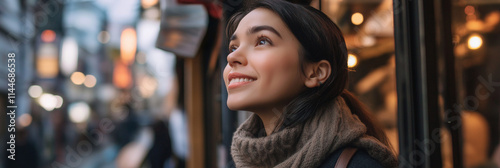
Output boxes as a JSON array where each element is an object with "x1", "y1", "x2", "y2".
[{"x1": 231, "y1": 97, "x2": 398, "y2": 168}]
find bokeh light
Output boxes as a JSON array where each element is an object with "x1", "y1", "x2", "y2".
[
  {"x1": 68, "y1": 102, "x2": 91, "y2": 124},
  {"x1": 348, "y1": 54, "x2": 358, "y2": 68},
  {"x1": 61, "y1": 37, "x2": 79, "y2": 76},
  {"x1": 113, "y1": 62, "x2": 133, "y2": 89},
  {"x1": 71, "y1": 72, "x2": 86, "y2": 85},
  {"x1": 84, "y1": 75, "x2": 97, "y2": 88},
  {"x1": 41, "y1": 30, "x2": 56, "y2": 43},
  {"x1": 39, "y1": 93, "x2": 57, "y2": 111},
  {"x1": 37, "y1": 43, "x2": 59, "y2": 78},
  {"x1": 120, "y1": 28, "x2": 137, "y2": 65},
  {"x1": 351, "y1": 13, "x2": 364, "y2": 25},
  {"x1": 465, "y1": 6, "x2": 475, "y2": 15},
  {"x1": 141, "y1": 0, "x2": 158, "y2": 9},
  {"x1": 468, "y1": 34, "x2": 483, "y2": 50},
  {"x1": 55, "y1": 95, "x2": 64, "y2": 108},
  {"x1": 18, "y1": 113, "x2": 33, "y2": 128},
  {"x1": 28, "y1": 85, "x2": 43, "y2": 98}
]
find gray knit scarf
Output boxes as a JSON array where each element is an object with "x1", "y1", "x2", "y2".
[{"x1": 231, "y1": 97, "x2": 398, "y2": 168}]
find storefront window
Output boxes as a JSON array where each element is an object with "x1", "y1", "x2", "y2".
[
  {"x1": 319, "y1": 0, "x2": 399, "y2": 154},
  {"x1": 449, "y1": 1, "x2": 500, "y2": 167}
]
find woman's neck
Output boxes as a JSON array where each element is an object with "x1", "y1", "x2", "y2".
[{"x1": 253, "y1": 108, "x2": 283, "y2": 136}]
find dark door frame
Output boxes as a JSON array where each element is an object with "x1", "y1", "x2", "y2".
[{"x1": 393, "y1": 0, "x2": 462, "y2": 167}]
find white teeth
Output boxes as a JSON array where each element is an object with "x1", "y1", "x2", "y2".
[{"x1": 229, "y1": 78, "x2": 255, "y2": 84}]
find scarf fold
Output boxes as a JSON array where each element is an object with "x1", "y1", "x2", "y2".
[{"x1": 231, "y1": 97, "x2": 398, "y2": 168}]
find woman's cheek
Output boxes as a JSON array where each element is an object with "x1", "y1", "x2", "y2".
[
  {"x1": 254, "y1": 57, "x2": 279, "y2": 86},
  {"x1": 223, "y1": 64, "x2": 231, "y2": 85}
]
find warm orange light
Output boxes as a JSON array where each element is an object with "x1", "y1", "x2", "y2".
[
  {"x1": 71, "y1": 72, "x2": 86, "y2": 85},
  {"x1": 351, "y1": 13, "x2": 364, "y2": 25},
  {"x1": 41, "y1": 30, "x2": 56, "y2": 43},
  {"x1": 37, "y1": 57, "x2": 59, "y2": 78},
  {"x1": 120, "y1": 28, "x2": 137, "y2": 65},
  {"x1": 37, "y1": 43, "x2": 59, "y2": 78},
  {"x1": 465, "y1": 6, "x2": 475, "y2": 16},
  {"x1": 466, "y1": 15, "x2": 477, "y2": 21},
  {"x1": 468, "y1": 34, "x2": 483, "y2": 50},
  {"x1": 113, "y1": 62, "x2": 132, "y2": 89},
  {"x1": 348, "y1": 54, "x2": 358, "y2": 68},
  {"x1": 141, "y1": 0, "x2": 158, "y2": 9}
]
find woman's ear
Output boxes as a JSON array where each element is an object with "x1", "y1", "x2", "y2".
[{"x1": 304, "y1": 60, "x2": 331, "y2": 88}]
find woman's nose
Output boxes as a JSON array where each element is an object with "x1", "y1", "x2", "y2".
[{"x1": 227, "y1": 48, "x2": 247, "y2": 67}]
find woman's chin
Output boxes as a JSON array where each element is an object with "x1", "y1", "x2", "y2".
[
  {"x1": 227, "y1": 103, "x2": 244, "y2": 111},
  {"x1": 227, "y1": 95, "x2": 248, "y2": 110},
  {"x1": 227, "y1": 101, "x2": 253, "y2": 112}
]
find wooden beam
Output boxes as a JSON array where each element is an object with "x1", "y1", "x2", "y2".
[{"x1": 184, "y1": 54, "x2": 205, "y2": 168}]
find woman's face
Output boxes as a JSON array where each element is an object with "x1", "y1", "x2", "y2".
[{"x1": 223, "y1": 8, "x2": 306, "y2": 112}]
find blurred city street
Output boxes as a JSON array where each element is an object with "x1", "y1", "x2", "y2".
[{"x1": 1, "y1": 0, "x2": 500, "y2": 168}]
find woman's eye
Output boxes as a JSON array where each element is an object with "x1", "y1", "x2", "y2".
[
  {"x1": 257, "y1": 39, "x2": 272, "y2": 46},
  {"x1": 229, "y1": 46, "x2": 237, "y2": 53},
  {"x1": 257, "y1": 36, "x2": 272, "y2": 46},
  {"x1": 258, "y1": 39, "x2": 268, "y2": 45}
]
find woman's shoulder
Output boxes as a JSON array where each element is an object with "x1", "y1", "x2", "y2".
[{"x1": 319, "y1": 147, "x2": 384, "y2": 168}]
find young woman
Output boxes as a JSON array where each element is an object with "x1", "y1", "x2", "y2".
[{"x1": 223, "y1": 0, "x2": 398, "y2": 167}]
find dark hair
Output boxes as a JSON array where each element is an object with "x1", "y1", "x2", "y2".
[{"x1": 227, "y1": 0, "x2": 392, "y2": 149}]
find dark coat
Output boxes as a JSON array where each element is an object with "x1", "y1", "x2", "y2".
[
  {"x1": 226, "y1": 147, "x2": 384, "y2": 168},
  {"x1": 319, "y1": 147, "x2": 384, "y2": 168}
]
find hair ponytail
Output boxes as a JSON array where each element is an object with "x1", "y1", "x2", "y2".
[{"x1": 340, "y1": 90, "x2": 394, "y2": 153}]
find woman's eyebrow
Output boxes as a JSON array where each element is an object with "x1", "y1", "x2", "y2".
[
  {"x1": 230, "y1": 34, "x2": 238, "y2": 41},
  {"x1": 230, "y1": 25, "x2": 283, "y2": 42},
  {"x1": 248, "y1": 25, "x2": 282, "y2": 39}
]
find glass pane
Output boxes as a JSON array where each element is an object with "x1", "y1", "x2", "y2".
[
  {"x1": 450, "y1": 1, "x2": 500, "y2": 167},
  {"x1": 320, "y1": 0, "x2": 399, "y2": 154}
]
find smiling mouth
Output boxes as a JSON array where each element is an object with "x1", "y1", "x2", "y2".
[
  {"x1": 229, "y1": 78, "x2": 255, "y2": 84},
  {"x1": 227, "y1": 78, "x2": 255, "y2": 89}
]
